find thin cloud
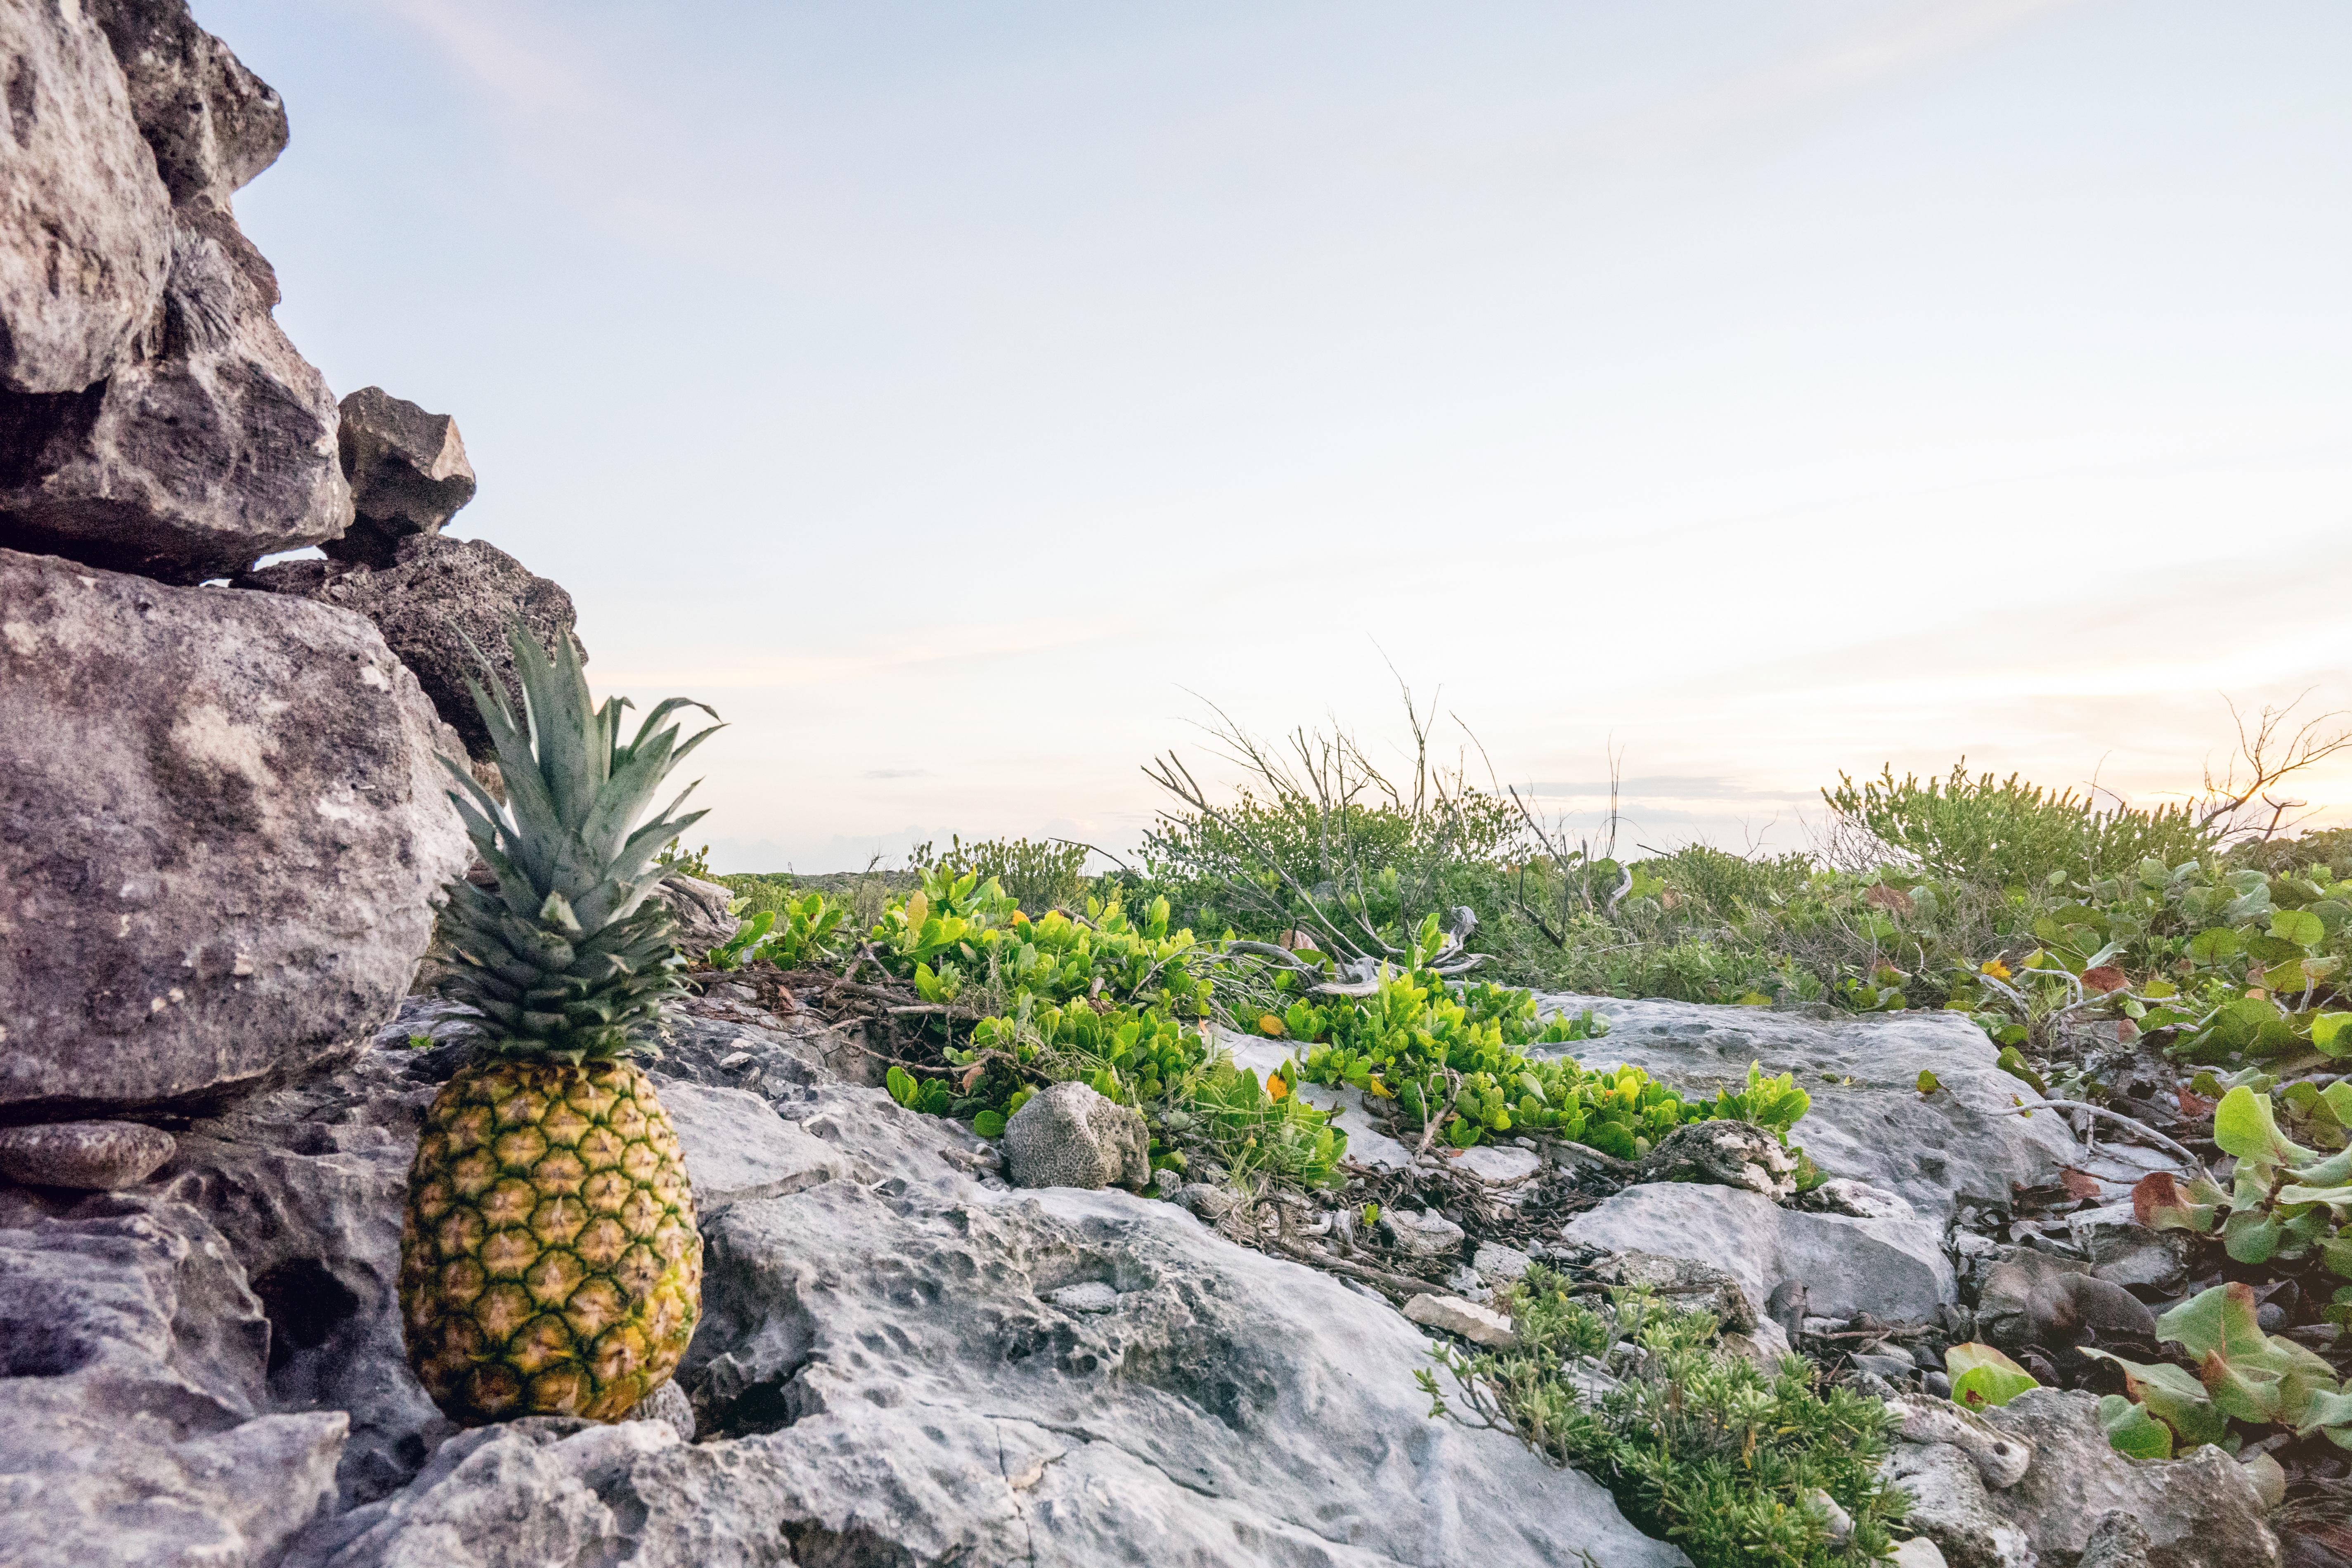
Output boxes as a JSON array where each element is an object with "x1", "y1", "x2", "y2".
[{"x1": 1581, "y1": 0, "x2": 2098, "y2": 161}]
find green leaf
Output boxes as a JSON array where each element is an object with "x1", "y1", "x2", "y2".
[
  {"x1": 2099, "y1": 1394, "x2": 2175, "y2": 1460},
  {"x1": 1916, "y1": 1069, "x2": 1943, "y2": 1095},
  {"x1": 2272, "y1": 908, "x2": 2326, "y2": 948},
  {"x1": 972, "y1": 1109, "x2": 1007, "y2": 1138},
  {"x1": 2189, "y1": 926, "x2": 2243, "y2": 963},
  {"x1": 1947, "y1": 1343, "x2": 2038, "y2": 1411},
  {"x1": 2216, "y1": 1084, "x2": 2318, "y2": 1167},
  {"x1": 2080, "y1": 1349, "x2": 2230, "y2": 1448},
  {"x1": 2315, "y1": 1014, "x2": 2352, "y2": 1060}
]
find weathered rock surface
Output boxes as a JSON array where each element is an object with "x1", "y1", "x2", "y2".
[
  {"x1": 1634, "y1": 1116, "x2": 1799, "y2": 1198},
  {"x1": 1003, "y1": 1078, "x2": 1152, "y2": 1191},
  {"x1": 1892, "y1": 1388, "x2": 2280, "y2": 1568},
  {"x1": 1562, "y1": 1180, "x2": 1956, "y2": 1321},
  {"x1": 1380, "y1": 1204, "x2": 1468, "y2": 1258},
  {"x1": 657, "y1": 1081, "x2": 848, "y2": 1215},
  {"x1": 0, "y1": 0, "x2": 173, "y2": 395},
  {"x1": 236, "y1": 536, "x2": 584, "y2": 760},
  {"x1": 0, "y1": 1191, "x2": 349, "y2": 1567},
  {"x1": 88, "y1": 0, "x2": 289, "y2": 212},
  {"x1": 322, "y1": 386, "x2": 476, "y2": 567},
  {"x1": 650, "y1": 873, "x2": 739, "y2": 961},
  {"x1": 0, "y1": 204, "x2": 351, "y2": 582},
  {"x1": 0, "y1": 551, "x2": 470, "y2": 1116},
  {"x1": 1405, "y1": 1291, "x2": 1519, "y2": 1347},
  {"x1": 0, "y1": 1119, "x2": 176, "y2": 1189},
  {"x1": 1537, "y1": 994, "x2": 2081, "y2": 1224}
]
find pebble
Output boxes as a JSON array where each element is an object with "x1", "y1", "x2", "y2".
[
  {"x1": 0, "y1": 1121, "x2": 177, "y2": 1191},
  {"x1": 1403, "y1": 1292, "x2": 1519, "y2": 1348}
]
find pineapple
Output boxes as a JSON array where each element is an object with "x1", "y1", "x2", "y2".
[{"x1": 400, "y1": 624, "x2": 719, "y2": 1425}]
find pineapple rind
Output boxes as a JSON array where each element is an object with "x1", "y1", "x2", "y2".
[{"x1": 401, "y1": 1059, "x2": 701, "y2": 1426}]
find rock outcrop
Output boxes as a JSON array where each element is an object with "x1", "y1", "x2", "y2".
[
  {"x1": 0, "y1": 0, "x2": 174, "y2": 395},
  {"x1": 237, "y1": 536, "x2": 584, "y2": 761},
  {"x1": 0, "y1": 0, "x2": 348, "y2": 583},
  {"x1": 0, "y1": 549, "x2": 471, "y2": 1117},
  {"x1": 323, "y1": 386, "x2": 477, "y2": 568}
]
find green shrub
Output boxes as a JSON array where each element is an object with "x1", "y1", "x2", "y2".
[
  {"x1": 1422, "y1": 1272, "x2": 1909, "y2": 1567},
  {"x1": 912, "y1": 834, "x2": 1093, "y2": 916},
  {"x1": 1822, "y1": 764, "x2": 2211, "y2": 890}
]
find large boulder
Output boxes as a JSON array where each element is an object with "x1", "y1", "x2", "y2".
[
  {"x1": 86, "y1": 0, "x2": 289, "y2": 213},
  {"x1": 236, "y1": 536, "x2": 583, "y2": 761},
  {"x1": 0, "y1": 206, "x2": 351, "y2": 582},
  {"x1": 0, "y1": 549, "x2": 471, "y2": 1117},
  {"x1": 0, "y1": 0, "x2": 347, "y2": 584},
  {"x1": 1536, "y1": 994, "x2": 2080, "y2": 1225},
  {"x1": 0, "y1": 0, "x2": 175, "y2": 396},
  {"x1": 322, "y1": 386, "x2": 476, "y2": 568}
]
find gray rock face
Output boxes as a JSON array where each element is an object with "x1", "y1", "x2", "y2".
[
  {"x1": 0, "y1": 550, "x2": 471, "y2": 1116},
  {"x1": 0, "y1": 1119, "x2": 176, "y2": 1189},
  {"x1": 1634, "y1": 1116, "x2": 1799, "y2": 1198},
  {"x1": 656, "y1": 1081, "x2": 848, "y2": 1215},
  {"x1": 1562, "y1": 1181, "x2": 1956, "y2": 1322},
  {"x1": 322, "y1": 386, "x2": 476, "y2": 567},
  {"x1": 1537, "y1": 994, "x2": 2081, "y2": 1225},
  {"x1": 1379, "y1": 1204, "x2": 1468, "y2": 1257},
  {"x1": 236, "y1": 536, "x2": 584, "y2": 760},
  {"x1": 87, "y1": 0, "x2": 288, "y2": 211},
  {"x1": 0, "y1": 0, "x2": 173, "y2": 395},
  {"x1": 1002, "y1": 1078, "x2": 1152, "y2": 1191},
  {"x1": 0, "y1": 204, "x2": 351, "y2": 582},
  {"x1": 650, "y1": 873, "x2": 739, "y2": 961},
  {"x1": 1892, "y1": 1388, "x2": 2279, "y2": 1568},
  {"x1": 0, "y1": 1192, "x2": 348, "y2": 1568}
]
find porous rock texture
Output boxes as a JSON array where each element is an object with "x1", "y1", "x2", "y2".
[
  {"x1": 323, "y1": 385, "x2": 476, "y2": 568},
  {"x1": 1537, "y1": 993, "x2": 2079, "y2": 1225},
  {"x1": 0, "y1": 0, "x2": 174, "y2": 395},
  {"x1": 1891, "y1": 1388, "x2": 2278, "y2": 1568},
  {"x1": 0, "y1": 0, "x2": 349, "y2": 584},
  {"x1": 1002, "y1": 1077, "x2": 1153, "y2": 1191},
  {"x1": 1561, "y1": 1180, "x2": 1955, "y2": 1322},
  {"x1": 88, "y1": 0, "x2": 289, "y2": 212},
  {"x1": 650, "y1": 873, "x2": 741, "y2": 961},
  {"x1": 0, "y1": 549, "x2": 471, "y2": 1117},
  {"x1": 236, "y1": 535, "x2": 585, "y2": 762}
]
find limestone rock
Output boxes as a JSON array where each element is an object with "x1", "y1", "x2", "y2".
[
  {"x1": 0, "y1": 551, "x2": 470, "y2": 1116},
  {"x1": 1885, "y1": 1441, "x2": 2037, "y2": 1568},
  {"x1": 1538, "y1": 993, "x2": 2081, "y2": 1225},
  {"x1": 0, "y1": 0, "x2": 173, "y2": 395},
  {"x1": 1562, "y1": 1181, "x2": 1955, "y2": 1321},
  {"x1": 321, "y1": 386, "x2": 476, "y2": 567},
  {"x1": 1405, "y1": 1291, "x2": 1519, "y2": 1348},
  {"x1": 1002, "y1": 1079, "x2": 1150, "y2": 1191},
  {"x1": 0, "y1": 1194, "x2": 347, "y2": 1568},
  {"x1": 1635, "y1": 1117, "x2": 1800, "y2": 1198},
  {"x1": 87, "y1": 0, "x2": 289, "y2": 211},
  {"x1": 0, "y1": 206, "x2": 350, "y2": 582},
  {"x1": 236, "y1": 536, "x2": 584, "y2": 761},
  {"x1": 629, "y1": 1379, "x2": 696, "y2": 1443},
  {"x1": 655, "y1": 1081, "x2": 849, "y2": 1215},
  {"x1": 1379, "y1": 1203, "x2": 1468, "y2": 1257},
  {"x1": 1590, "y1": 1249, "x2": 1760, "y2": 1333},
  {"x1": 1886, "y1": 1394, "x2": 2033, "y2": 1488},
  {"x1": 0, "y1": 1119, "x2": 176, "y2": 1190},
  {"x1": 1980, "y1": 1388, "x2": 2278, "y2": 1568},
  {"x1": 650, "y1": 873, "x2": 739, "y2": 961}
]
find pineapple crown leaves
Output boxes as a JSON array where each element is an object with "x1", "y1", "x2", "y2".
[
  {"x1": 437, "y1": 621, "x2": 723, "y2": 933},
  {"x1": 432, "y1": 620, "x2": 723, "y2": 1061}
]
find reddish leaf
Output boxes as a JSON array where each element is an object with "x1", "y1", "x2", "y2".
[
  {"x1": 1866, "y1": 884, "x2": 1916, "y2": 915},
  {"x1": 2081, "y1": 965, "x2": 2128, "y2": 993},
  {"x1": 2177, "y1": 1088, "x2": 2216, "y2": 1118},
  {"x1": 2060, "y1": 1168, "x2": 2102, "y2": 1201}
]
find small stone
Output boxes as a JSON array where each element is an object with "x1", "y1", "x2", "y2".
[
  {"x1": 1453, "y1": 1144, "x2": 1541, "y2": 1185},
  {"x1": 1853, "y1": 1351, "x2": 1920, "y2": 1386},
  {"x1": 1048, "y1": 1282, "x2": 1120, "y2": 1314},
  {"x1": 627, "y1": 1379, "x2": 695, "y2": 1443},
  {"x1": 323, "y1": 386, "x2": 478, "y2": 566},
  {"x1": 1003, "y1": 1081, "x2": 1151, "y2": 1192},
  {"x1": 1378, "y1": 1207, "x2": 1466, "y2": 1258},
  {"x1": 1473, "y1": 1242, "x2": 1533, "y2": 1282},
  {"x1": 1802, "y1": 1487, "x2": 1854, "y2": 1540},
  {"x1": 1813, "y1": 1178, "x2": 1916, "y2": 1219},
  {"x1": 1634, "y1": 1119, "x2": 1799, "y2": 1199},
  {"x1": 0, "y1": 1121, "x2": 177, "y2": 1190},
  {"x1": 1593, "y1": 1249, "x2": 1760, "y2": 1333},
  {"x1": 1890, "y1": 1537, "x2": 1949, "y2": 1568},
  {"x1": 1403, "y1": 1292, "x2": 1519, "y2": 1348},
  {"x1": 717, "y1": 1051, "x2": 755, "y2": 1071}
]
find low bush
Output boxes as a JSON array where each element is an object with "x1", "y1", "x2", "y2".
[{"x1": 1422, "y1": 1273, "x2": 1910, "y2": 1567}]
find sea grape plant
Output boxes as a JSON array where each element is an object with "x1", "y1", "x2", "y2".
[{"x1": 2082, "y1": 1282, "x2": 2352, "y2": 1457}]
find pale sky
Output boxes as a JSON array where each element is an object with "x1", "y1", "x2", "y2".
[{"x1": 210, "y1": 0, "x2": 2352, "y2": 872}]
